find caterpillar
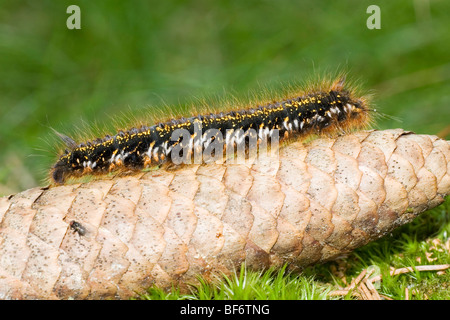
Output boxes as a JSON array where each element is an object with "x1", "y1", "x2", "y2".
[{"x1": 51, "y1": 77, "x2": 373, "y2": 184}]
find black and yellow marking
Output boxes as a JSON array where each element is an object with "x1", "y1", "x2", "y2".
[{"x1": 51, "y1": 79, "x2": 372, "y2": 184}]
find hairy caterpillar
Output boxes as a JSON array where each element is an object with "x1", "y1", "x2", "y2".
[{"x1": 51, "y1": 77, "x2": 373, "y2": 184}]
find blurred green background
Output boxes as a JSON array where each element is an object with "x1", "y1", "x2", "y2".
[{"x1": 1, "y1": 0, "x2": 449, "y2": 195}]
